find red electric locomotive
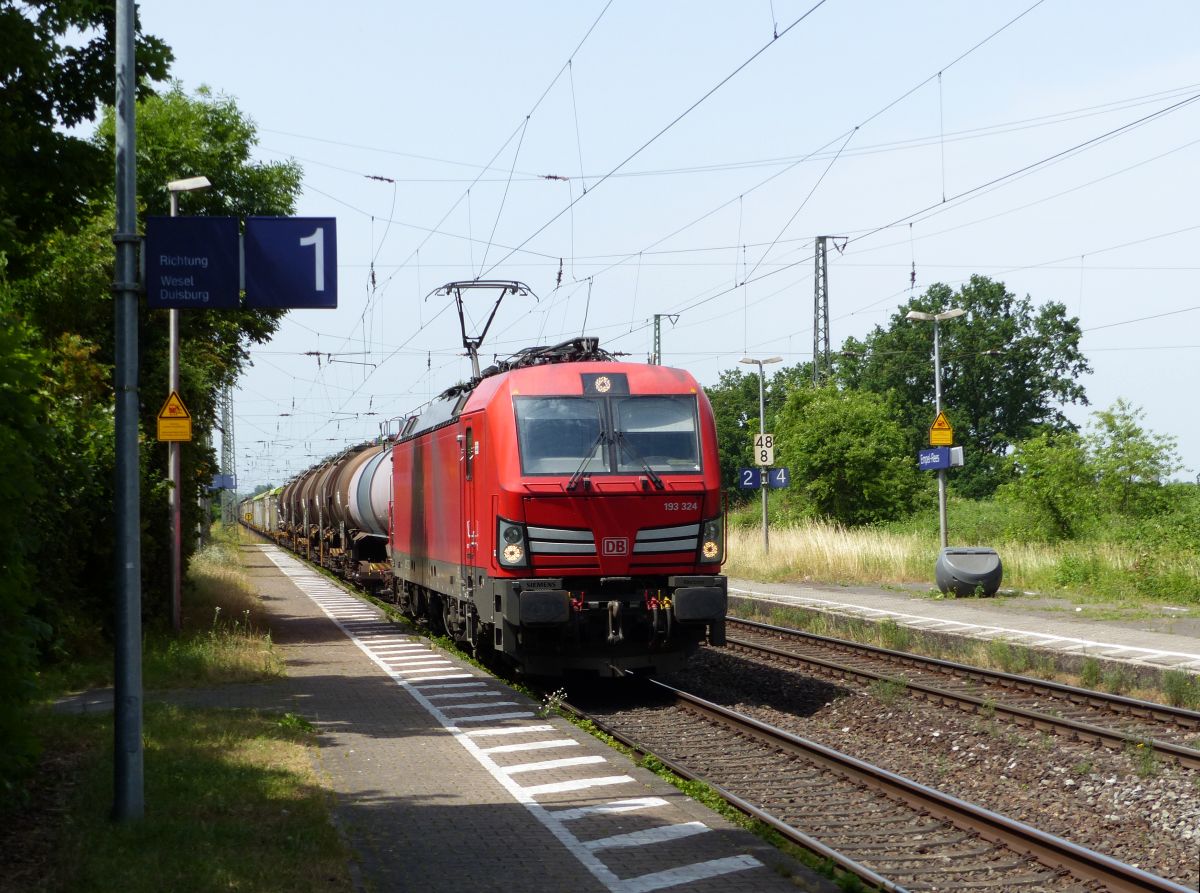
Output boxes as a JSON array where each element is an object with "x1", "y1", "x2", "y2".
[
  {"x1": 255, "y1": 282, "x2": 728, "y2": 677},
  {"x1": 390, "y1": 333, "x2": 727, "y2": 676}
]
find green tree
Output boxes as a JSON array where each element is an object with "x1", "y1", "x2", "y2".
[
  {"x1": 998, "y1": 402, "x2": 1182, "y2": 543},
  {"x1": 9, "y1": 83, "x2": 302, "y2": 636},
  {"x1": 837, "y1": 275, "x2": 1090, "y2": 497},
  {"x1": 773, "y1": 386, "x2": 921, "y2": 525},
  {"x1": 705, "y1": 368, "x2": 769, "y2": 501},
  {"x1": 0, "y1": 0, "x2": 172, "y2": 273},
  {"x1": 0, "y1": 273, "x2": 50, "y2": 797},
  {"x1": 1086, "y1": 399, "x2": 1180, "y2": 518},
  {"x1": 705, "y1": 362, "x2": 817, "y2": 501},
  {"x1": 996, "y1": 429, "x2": 1096, "y2": 541},
  {"x1": 100, "y1": 84, "x2": 302, "y2": 621}
]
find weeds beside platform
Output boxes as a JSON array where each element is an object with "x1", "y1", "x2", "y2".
[{"x1": 4, "y1": 523, "x2": 351, "y2": 893}]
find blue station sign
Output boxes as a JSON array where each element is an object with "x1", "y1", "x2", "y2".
[
  {"x1": 144, "y1": 215, "x2": 339, "y2": 310},
  {"x1": 145, "y1": 216, "x2": 240, "y2": 309},
  {"x1": 738, "y1": 468, "x2": 761, "y2": 489},
  {"x1": 918, "y1": 447, "x2": 951, "y2": 471},
  {"x1": 244, "y1": 217, "x2": 338, "y2": 309},
  {"x1": 739, "y1": 467, "x2": 791, "y2": 489}
]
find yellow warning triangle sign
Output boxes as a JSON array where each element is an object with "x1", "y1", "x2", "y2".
[
  {"x1": 157, "y1": 391, "x2": 192, "y2": 442},
  {"x1": 929, "y1": 411, "x2": 953, "y2": 446},
  {"x1": 158, "y1": 391, "x2": 190, "y2": 420}
]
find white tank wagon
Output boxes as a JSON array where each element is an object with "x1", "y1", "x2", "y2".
[
  {"x1": 337, "y1": 443, "x2": 392, "y2": 588},
  {"x1": 247, "y1": 442, "x2": 396, "y2": 591}
]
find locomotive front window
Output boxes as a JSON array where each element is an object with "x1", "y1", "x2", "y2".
[
  {"x1": 614, "y1": 396, "x2": 700, "y2": 472},
  {"x1": 514, "y1": 397, "x2": 606, "y2": 474},
  {"x1": 514, "y1": 394, "x2": 701, "y2": 476}
]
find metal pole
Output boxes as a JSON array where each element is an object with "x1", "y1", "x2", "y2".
[
  {"x1": 168, "y1": 193, "x2": 182, "y2": 632},
  {"x1": 812, "y1": 236, "x2": 829, "y2": 385},
  {"x1": 757, "y1": 362, "x2": 769, "y2": 555},
  {"x1": 112, "y1": 0, "x2": 143, "y2": 821},
  {"x1": 221, "y1": 384, "x2": 235, "y2": 524},
  {"x1": 933, "y1": 320, "x2": 948, "y2": 549}
]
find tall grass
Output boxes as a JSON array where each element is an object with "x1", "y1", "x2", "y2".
[
  {"x1": 38, "y1": 526, "x2": 284, "y2": 696},
  {"x1": 145, "y1": 525, "x2": 285, "y2": 688},
  {"x1": 726, "y1": 520, "x2": 928, "y2": 584}
]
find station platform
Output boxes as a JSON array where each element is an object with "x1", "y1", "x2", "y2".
[
  {"x1": 729, "y1": 577, "x2": 1200, "y2": 679},
  {"x1": 233, "y1": 544, "x2": 828, "y2": 893}
]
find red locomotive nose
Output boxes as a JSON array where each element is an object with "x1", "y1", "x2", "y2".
[{"x1": 521, "y1": 491, "x2": 706, "y2": 576}]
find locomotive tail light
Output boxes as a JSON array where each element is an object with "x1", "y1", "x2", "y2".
[
  {"x1": 570, "y1": 591, "x2": 584, "y2": 612},
  {"x1": 699, "y1": 515, "x2": 724, "y2": 564},
  {"x1": 497, "y1": 517, "x2": 529, "y2": 568}
]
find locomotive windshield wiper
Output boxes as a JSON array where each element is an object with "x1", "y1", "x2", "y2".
[
  {"x1": 615, "y1": 431, "x2": 664, "y2": 490},
  {"x1": 566, "y1": 430, "x2": 607, "y2": 491}
]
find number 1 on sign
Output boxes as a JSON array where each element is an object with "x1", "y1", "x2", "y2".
[{"x1": 299, "y1": 228, "x2": 325, "y2": 292}]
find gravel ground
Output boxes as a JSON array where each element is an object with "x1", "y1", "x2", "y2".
[{"x1": 662, "y1": 647, "x2": 1200, "y2": 888}]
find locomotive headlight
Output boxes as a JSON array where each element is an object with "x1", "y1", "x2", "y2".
[
  {"x1": 497, "y1": 517, "x2": 529, "y2": 568},
  {"x1": 699, "y1": 515, "x2": 724, "y2": 564}
]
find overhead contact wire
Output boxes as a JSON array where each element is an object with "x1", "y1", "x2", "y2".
[{"x1": 479, "y1": 0, "x2": 833, "y2": 278}]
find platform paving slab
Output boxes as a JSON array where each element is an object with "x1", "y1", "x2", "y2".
[{"x1": 730, "y1": 578, "x2": 1200, "y2": 678}]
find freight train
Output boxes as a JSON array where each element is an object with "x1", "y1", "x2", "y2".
[{"x1": 241, "y1": 285, "x2": 727, "y2": 676}]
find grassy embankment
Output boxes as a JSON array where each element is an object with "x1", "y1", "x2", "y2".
[
  {"x1": 10, "y1": 525, "x2": 352, "y2": 893},
  {"x1": 726, "y1": 496, "x2": 1200, "y2": 607},
  {"x1": 723, "y1": 498, "x2": 1200, "y2": 707}
]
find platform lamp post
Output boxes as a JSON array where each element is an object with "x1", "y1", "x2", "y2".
[
  {"x1": 739, "y1": 355, "x2": 782, "y2": 554},
  {"x1": 906, "y1": 307, "x2": 964, "y2": 549},
  {"x1": 166, "y1": 175, "x2": 210, "y2": 632}
]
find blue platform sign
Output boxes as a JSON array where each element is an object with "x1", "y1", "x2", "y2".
[
  {"x1": 767, "y1": 467, "x2": 791, "y2": 488},
  {"x1": 918, "y1": 447, "x2": 951, "y2": 471},
  {"x1": 738, "y1": 468, "x2": 761, "y2": 489},
  {"x1": 244, "y1": 217, "x2": 338, "y2": 309},
  {"x1": 145, "y1": 216, "x2": 240, "y2": 309}
]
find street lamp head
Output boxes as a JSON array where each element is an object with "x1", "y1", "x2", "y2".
[
  {"x1": 167, "y1": 175, "x2": 212, "y2": 193},
  {"x1": 907, "y1": 308, "x2": 964, "y2": 322},
  {"x1": 740, "y1": 355, "x2": 782, "y2": 365}
]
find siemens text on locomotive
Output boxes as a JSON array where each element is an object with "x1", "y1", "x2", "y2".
[{"x1": 241, "y1": 288, "x2": 727, "y2": 676}]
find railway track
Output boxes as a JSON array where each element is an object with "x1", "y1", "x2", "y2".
[
  {"x1": 571, "y1": 679, "x2": 1193, "y2": 893},
  {"x1": 724, "y1": 616, "x2": 1200, "y2": 770}
]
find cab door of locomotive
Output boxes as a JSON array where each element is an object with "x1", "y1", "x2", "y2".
[{"x1": 459, "y1": 419, "x2": 479, "y2": 590}]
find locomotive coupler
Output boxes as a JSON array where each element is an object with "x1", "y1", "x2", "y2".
[{"x1": 606, "y1": 600, "x2": 624, "y2": 644}]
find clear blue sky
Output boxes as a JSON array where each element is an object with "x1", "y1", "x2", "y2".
[{"x1": 137, "y1": 1, "x2": 1200, "y2": 489}]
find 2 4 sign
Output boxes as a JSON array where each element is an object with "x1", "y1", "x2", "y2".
[{"x1": 738, "y1": 467, "x2": 790, "y2": 489}]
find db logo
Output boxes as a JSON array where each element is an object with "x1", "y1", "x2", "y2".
[{"x1": 602, "y1": 537, "x2": 629, "y2": 556}]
